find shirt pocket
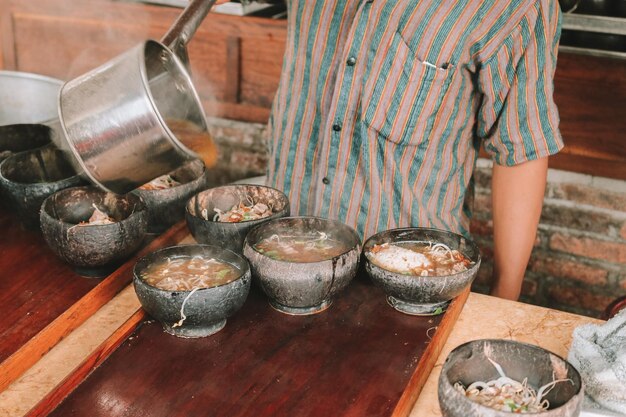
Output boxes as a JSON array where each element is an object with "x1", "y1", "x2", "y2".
[{"x1": 361, "y1": 31, "x2": 456, "y2": 146}]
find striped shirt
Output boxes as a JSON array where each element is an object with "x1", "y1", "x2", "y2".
[{"x1": 267, "y1": 0, "x2": 564, "y2": 240}]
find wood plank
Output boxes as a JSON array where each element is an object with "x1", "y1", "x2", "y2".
[
  {"x1": 40, "y1": 276, "x2": 465, "y2": 417},
  {"x1": 26, "y1": 309, "x2": 147, "y2": 417},
  {"x1": 553, "y1": 52, "x2": 626, "y2": 181},
  {"x1": 0, "y1": 221, "x2": 188, "y2": 392},
  {"x1": 0, "y1": 206, "x2": 99, "y2": 365},
  {"x1": 391, "y1": 287, "x2": 469, "y2": 417},
  {"x1": 223, "y1": 36, "x2": 241, "y2": 104}
]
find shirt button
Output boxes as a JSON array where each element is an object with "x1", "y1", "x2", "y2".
[
  {"x1": 332, "y1": 123, "x2": 342, "y2": 132},
  {"x1": 346, "y1": 56, "x2": 356, "y2": 66},
  {"x1": 322, "y1": 177, "x2": 330, "y2": 185}
]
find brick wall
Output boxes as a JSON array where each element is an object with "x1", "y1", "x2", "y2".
[{"x1": 206, "y1": 117, "x2": 626, "y2": 319}]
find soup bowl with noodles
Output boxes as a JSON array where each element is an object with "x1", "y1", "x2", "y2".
[
  {"x1": 40, "y1": 186, "x2": 148, "y2": 277},
  {"x1": 363, "y1": 227, "x2": 480, "y2": 316},
  {"x1": 186, "y1": 184, "x2": 290, "y2": 254},
  {"x1": 243, "y1": 216, "x2": 361, "y2": 315},
  {"x1": 133, "y1": 244, "x2": 251, "y2": 338},
  {"x1": 438, "y1": 339, "x2": 583, "y2": 416},
  {"x1": 134, "y1": 159, "x2": 209, "y2": 234}
]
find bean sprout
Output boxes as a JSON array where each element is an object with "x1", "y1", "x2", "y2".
[
  {"x1": 207, "y1": 195, "x2": 272, "y2": 223},
  {"x1": 454, "y1": 358, "x2": 574, "y2": 413}
]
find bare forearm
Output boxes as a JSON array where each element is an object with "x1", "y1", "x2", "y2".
[{"x1": 490, "y1": 157, "x2": 548, "y2": 300}]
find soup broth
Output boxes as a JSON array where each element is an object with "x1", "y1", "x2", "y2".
[
  {"x1": 141, "y1": 256, "x2": 240, "y2": 291},
  {"x1": 254, "y1": 232, "x2": 350, "y2": 263},
  {"x1": 367, "y1": 241, "x2": 472, "y2": 276}
]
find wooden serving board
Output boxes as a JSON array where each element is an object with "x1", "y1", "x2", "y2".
[
  {"x1": 32, "y1": 276, "x2": 469, "y2": 417},
  {"x1": 0, "y1": 204, "x2": 189, "y2": 391}
]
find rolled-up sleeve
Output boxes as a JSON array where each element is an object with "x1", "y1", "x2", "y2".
[{"x1": 476, "y1": 0, "x2": 564, "y2": 166}]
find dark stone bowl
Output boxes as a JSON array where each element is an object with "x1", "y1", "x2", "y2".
[
  {"x1": 243, "y1": 216, "x2": 361, "y2": 315},
  {"x1": 133, "y1": 159, "x2": 209, "y2": 234},
  {"x1": 0, "y1": 124, "x2": 52, "y2": 162},
  {"x1": 40, "y1": 186, "x2": 148, "y2": 277},
  {"x1": 438, "y1": 339, "x2": 584, "y2": 417},
  {"x1": 363, "y1": 227, "x2": 481, "y2": 316},
  {"x1": 0, "y1": 145, "x2": 84, "y2": 229},
  {"x1": 133, "y1": 244, "x2": 251, "y2": 338},
  {"x1": 186, "y1": 184, "x2": 290, "y2": 254}
]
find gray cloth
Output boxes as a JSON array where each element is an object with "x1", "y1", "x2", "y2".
[{"x1": 569, "y1": 309, "x2": 626, "y2": 415}]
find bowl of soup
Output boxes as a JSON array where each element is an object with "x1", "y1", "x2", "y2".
[
  {"x1": 186, "y1": 184, "x2": 290, "y2": 254},
  {"x1": 133, "y1": 244, "x2": 251, "y2": 338},
  {"x1": 363, "y1": 227, "x2": 480, "y2": 316},
  {"x1": 134, "y1": 159, "x2": 210, "y2": 233},
  {"x1": 438, "y1": 339, "x2": 583, "y2": 416},
  {"x1": 40, "y1": 186, "x2": 148, "y2": 277},
  {"x1": 243, "y1": 216, "x2": 361, "y2": 315}
]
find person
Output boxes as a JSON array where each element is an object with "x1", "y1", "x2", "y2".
[{"x1": 252, "y1": 1, "x2": 563, "y2": 301}]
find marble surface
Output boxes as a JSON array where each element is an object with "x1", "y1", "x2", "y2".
[
  {"x1": 410, "y1": 292, "x2": 601, "y2": 417},
  {"x1": 0, "y1": 286, "x2": 600, "y2": 417}
]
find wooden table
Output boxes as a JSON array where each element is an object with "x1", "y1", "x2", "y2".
[
  {"x1": 0, "y1": 225, "x2": 601, "y2": 417},
  {"x1": 28, "y1": 275, "x2": 468, "y2": 417},
  {"x1": 0, "y1": 205, "x2": 188, "y2": 391}
]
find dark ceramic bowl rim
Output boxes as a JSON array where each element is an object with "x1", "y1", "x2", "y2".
[
  {"x1": 363, "y1": 227, "x2": 481, "y2": 280},
  {"x1": 135, "y1": 160, "x2": 206, "y2": 194},
  {"x1": 185, "y1": 184, "x2": 289, "y2": 224},
  {"x1": 244, "y1": 215, "x2": 362, "y2": 265},
  {"x1": 0, "y1": 146, "x2": 79, "y2": 185},
  {"x1": 133, "y1": 244, "x2": 251, "y2": 293},
  {"x1": 440, "y1": 338, "x2": 584, "y2": 413},
  {"x1": 40, "y1": 186, "x2": 147, "y2": 229}
]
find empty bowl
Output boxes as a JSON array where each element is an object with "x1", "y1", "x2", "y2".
[
  {"x1": 363, "y1": 227, "x2": 480, "y2": 316},
  {"x1": 133, "y1": 244, "x2": 252, "y2": 338},
  {"x1": 0, "y1": 124, "x2": 52, "y2": 162},
  {"x1": 186, "y1": 184, "x2": 290, "y2": 254},
  {"x1": 0, "y1": 145, "x2": 84, "y2": 228},
  {"x1": 438, "y1": 339, "x2": 583, "y2": 416},
  {"x1": 243, "y1": 216, "x2": 361, "y2": 315},
  {"x1": 134, "y1": 159, "x2": 209, "y2": 233},
  {"x1": 40, "y1": 186, "x2": 148, "y2": 277}
]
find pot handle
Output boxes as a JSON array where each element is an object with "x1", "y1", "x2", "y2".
[{"x1": 161, "y1": 0, "x2": 217, "y2": 65}]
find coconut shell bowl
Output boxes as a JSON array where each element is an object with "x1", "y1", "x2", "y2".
[
  {"x1": 0, "y1": 145, "x2": 84, "y2": 229},
  {"x1": 185, "y1": 184, "x2": 290, "y2": 254},
  {"x1": 40, "y1": 186, "x2": 148, "y2": 278},
  {"x1": 0, "y1": 124, "x2": 52, "y2": 162},
  {"x1": 363, "y1": 227, "x2": 481, "y2": 316},
  {"x1": 133, "y1": 244, "x2": 252, "y2": 338},
  {"x1": 438, "y1": 339, "x2": 583, "y2": 417},
  {"x1": 243, "y1": 216, "x2": 361, "y2": 315},
  {"x1": 133, "y1": 159, "x2": 209, "y2": 234}
]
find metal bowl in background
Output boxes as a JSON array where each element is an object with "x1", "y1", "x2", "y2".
[
  {"x1": 438, "y1": 339, "x2": 584, "y2": 417},
  {"x1": 186, "y1": 184, "x2": 290, "y2": 254},
  {"x1": 243, "y1": 216, "x2": 361, "y2": 315},
  {"x1": 363, "y1": 228, "x2": 481, "y2": 316},
  {"x1": 133, "y1": 159, "x2": 209, "y2": 234},
  {"x1": 133, "y1": 244, "x2": 251, "y2": 338},
  {"x1": 0, "y1": 145, "x2": 84, "y2": 229},
  {"x1": 40, "y1": 186, "x2": 148, "y2": 277},
  {"x1": 0, "y1": 71, "x2": 63, "y2": 126}
]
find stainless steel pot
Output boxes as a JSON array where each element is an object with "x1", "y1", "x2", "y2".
[{"x1": 57, "y1": 0, "x2": 217, "y2": 194}]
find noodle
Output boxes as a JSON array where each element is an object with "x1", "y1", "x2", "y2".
[
  {"x1": 366, "y1": 241, "x2": 472, "y2": 276},
  {"x1": 141, "y1": 256, "x2": 240, "y2": 291},
  {"x1": 254, "y1": 231, "x2": 348, "y2": 263}
]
